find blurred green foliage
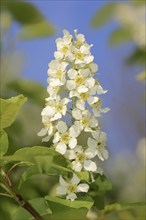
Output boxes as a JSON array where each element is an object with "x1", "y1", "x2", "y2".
[
  {"x1": 1, "y1": 1, "x2": 56, "y2": 39},
  {"x1": 91, "y1": 1, "x2": 146, "y2": 82},
  {"x1": 0, "y1": 2, "x2": 56, "y2": 219}
]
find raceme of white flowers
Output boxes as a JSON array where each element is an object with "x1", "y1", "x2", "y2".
[{"x1": 38, "y1": 29, "x2": 110, "y2": 201}]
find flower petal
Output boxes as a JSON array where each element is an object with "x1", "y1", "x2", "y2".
[
  {"x1": 69, "y1": 137, "x2": 77, "y2": 149},
  {"x1": 66, "y1": 193, "x2": 77, "y2": 201},
  {"x1": 55, "y1": 143, "x2": 67, "y2": 155},
  {"x1": 85, "y1": 147, "x2": 97, "y2": 159},
  {"x1": 77, "y1": 183, "x2": 89, "y2": 192},
  {"x1": 66, "y1": 80, "x2": 76, "y2": 90},
  {"x1": 72, "y1": 161, "x2": 82, "y2": 172},
  {"x1": 56, "y1": 186, "x2": 67, "y2": 195},
  {"x1": 71, "y1": 173, "x2": 80, "y2": 185},
  {"x1": 57, "y1": 121, "x2": 67, "y2": 133},
  {"x1": 87, "y1": 137, "x2": 97, "y2": 148},
  {"x1": 68, "y1": 69, "x2": 77, "y2": 79},
  {"x1": 37, "y1": 128, "x2": 47, "y2": 137},
  {"x1": 72, "y1": 108, "x2": 82, "y2": 120},
  {"x1": 59, "y1": 176, "x2": 68, "y2": 186},
  {"x1": 84, "y1": 160, "x2": 97, "y2": 172}
]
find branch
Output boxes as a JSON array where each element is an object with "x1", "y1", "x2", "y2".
[{"x1": 16, "y1": 194, "x2": 43, "y2": 220}]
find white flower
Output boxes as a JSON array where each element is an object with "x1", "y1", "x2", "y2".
[
  {"x1": 56, "y1": 174, "x2": 89, "y2": 201},
  {"x1": 54, "y1": 29, "x2": 72, "y2": 60},
  {"x1": 72, "y1": 109, "x2": 98, "y2": 132},
  {"x1": 42, "y1": 96, "x2": 70, "y2": 121},
  {"x1": 88, "y1": 62, "x2": 98, "y2": 74},
  {"x1": 37, "y1": 116, "x2": 55, "y2": 142},
  {"x1": 69, "y1": 44, "x2": 94, "y2": 65},
  {"x1": 53, "y1": 121, "x2": 78, "y2": 155},
  {"x1": 90, "y1": 83, "x2": 107, "y2": 95},
  {"x1": 74, "y1": 29, "x2": 86, "y2": 47},
  {"x1": 66, "y1": 68, "x2": 95, "y2": 95},
  {"x1": 87, "y1": 131, "x2": 108, "y2": 161},
  {"x1": 47, "y1": 60, "x2": 68, "y2": 86},
  {"x1": 47, "y1": 85, "x2": 60, "y2": 99},
  {"x1": 91, "y1": 98, "x2": 110, "y2": 117},
  {"x1": 65, "y1": 145, "x2": 97, "y2": 172},
  {"x1": 69, "y1": 121, "x2": 81, "y2": 137}
]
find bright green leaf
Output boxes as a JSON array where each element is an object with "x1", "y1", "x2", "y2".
[
  {"x1": 18, "y1": 20, "x2": 56, "y2": 40},
  {"x1": 91, "y1": 3, "x2": 116, "y2": 28},
  {"x1": 3, "y1": 146, "x2": 59, "y2": 163},
  {"x1": 109, "y1": 27, "x2": 132, "y2": 45},
  {"x1": 13, "y1": 197, "x2": 51, "y2": 220},
  {"x1": 2, "y1": 146, "x2": 72, "y2": 186},
  {"x1": 0, "y1": 129, "x2": 9, "y2": 156},
  {"x1": 0, "y1": 95, "x2": 27, "y2": 129},
  {"x1": 45, "y1": 196, "x2": 93, "y2": 220},
  {"x1": 46, "y1": 196, "x2": 94, "y2": 209},
  {"x1": 7, "y1": 79, "x2": 48, "y2": 104}
]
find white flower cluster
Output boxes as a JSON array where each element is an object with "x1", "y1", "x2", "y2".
[{"x1": 38, "y1": 30, "x2": 109, "y2": 200}]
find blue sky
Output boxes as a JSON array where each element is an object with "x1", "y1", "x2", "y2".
[{"x1": 15, "y1": 1, "x2": 145, "y2": 154}]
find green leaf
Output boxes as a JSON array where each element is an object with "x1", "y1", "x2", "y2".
[
  {"x1": 7, "y1": 79, "x2": 48, "y2": 104},
  {"x1": 109, "y1": 27, "x2": 132, "y2": 45},
  {"x1": 3, "y1": 146, "x2": 60, "y2": 163},
  {"x1": 19, "y1": 154, "x2": 71, "y2": 185},
  {"x1": 89, "y1": 174, "x2": 112, "y2": 210},
  {"x1": 2, "y1": 146, "x2": 72, "y2": 185},
  {"x1": 0, "y1": 95, "x2": 27, "y2": 129},
  {"x1": 18, "y1": 20, "x2": 56, "y2": 39},
  {"x1": 2, "y1": 1, "x2": 56, "y2": 39},
  {"x1": 126, "y1": 48, "x2": 146, "y2": 66},
  {"x1": 91, "y1": 3, "x2": 116, "y2": 28},
  {"x1": 46, "y1": 196, "x2": 94, "y2": 209},
  {"x1": 45, "y1": 196, "x2": 94, "y2": 220},
  {"x1": 0, "y1": 129, "x2": 9, "y2": 156},
  {"x1": 3, "y1": 1, "x2": 47, "y2": 25},
  {"x1": 13, "y1": 197, "x2": 51, "y2": 220},
  {"x1": 136, "y1": 71, "x2": 146, "y2": 81}
]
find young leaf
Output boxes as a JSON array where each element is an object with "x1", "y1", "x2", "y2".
[
  {"x1": 109, "y1": 27, "x2": 132, "y2": 45},
  {"x1": 0, "y1": 95, "x2": 27, "y2": 129},
  {"x1": 91, "y1": 3, "x2": 116, "y2": 28},
  {"x1": 0, "y1": 129, "x2": 9, "y2": 156}
]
